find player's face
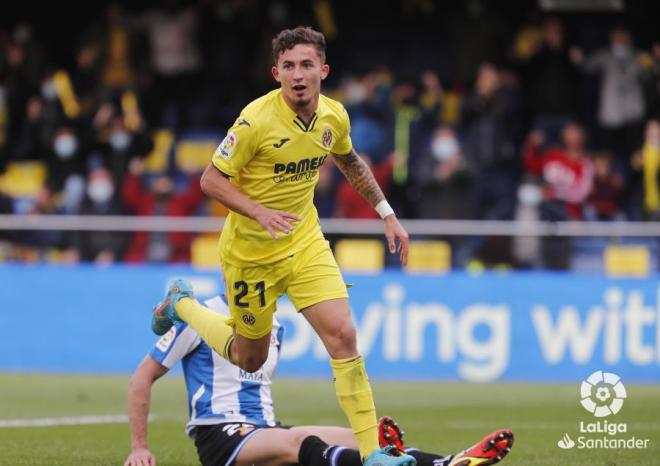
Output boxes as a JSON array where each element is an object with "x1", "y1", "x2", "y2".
[{"x1": 272, "y1": 44, "x2": 329, "y2": 111}]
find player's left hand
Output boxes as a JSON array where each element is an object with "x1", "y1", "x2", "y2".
[
  {"x1": 125, "y1": 447, "x2": 156, "y2": 466},
  {"x1": 384, "y1": 215, "x2": 409, "y2": 266}
]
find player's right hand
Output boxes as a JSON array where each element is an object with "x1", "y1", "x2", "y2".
[
  {"x1": 125, "y1": 447, "x2": 156, "y2": 466},
  {"x1": 253, "y1": 205, "x2": 301, "y2": 239}
]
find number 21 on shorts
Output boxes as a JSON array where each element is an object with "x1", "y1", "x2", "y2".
[{"x1": 233, "y1": 280, "x2": 266, "y2": 308}]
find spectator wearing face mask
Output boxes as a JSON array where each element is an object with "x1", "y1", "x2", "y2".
[
  {"x1": 414, "y1": 126, "x2": 471, "y2": 219},
  {"x1": 121, "y1": 157, "x2": 205, "y2": 263},
  {"x1": 73, "y1": 166, "x2": 126, "y2": 264},
  {"x1": 571, "y1": 27, "x2": 647, "y2": 164},
  {"x1": 46, "y1": 125, "x2": 87, "y2": 214},
  {"x1": 102, "y1": 114, "x2": 140, "y2": 184},
  {"x1": 87, "y1": 102, "x2": 152, "y2": 181}
]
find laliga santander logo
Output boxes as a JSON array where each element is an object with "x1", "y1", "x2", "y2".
[
  {"x1": 557, "y1": 371, "x2": 650, "y2": 451},
  {"x1": 580, "y1": 370, "x2": 627, "y2": 418}
]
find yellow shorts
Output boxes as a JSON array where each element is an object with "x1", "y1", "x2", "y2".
[{"x1": 222, "y1": 238, "x2": 348, "y2": 339}]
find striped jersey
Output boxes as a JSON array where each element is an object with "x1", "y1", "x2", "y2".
[{"x1": 149, "y1": 296, "x2": 284, "y2": 435}]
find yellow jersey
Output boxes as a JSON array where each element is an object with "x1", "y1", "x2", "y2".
[{"x1": 211, "y1": 89, "x2": 353, "y2": 266}]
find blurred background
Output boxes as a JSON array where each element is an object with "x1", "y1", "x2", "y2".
[{"x1": 1, "y1": 1, "x2": 659, "y2": 464}]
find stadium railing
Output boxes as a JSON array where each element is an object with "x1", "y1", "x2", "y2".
[{"x1": 1, "y1": 214, "x2": 660, "y2": 237}]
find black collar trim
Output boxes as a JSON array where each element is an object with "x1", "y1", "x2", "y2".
[{"x1": 293, "y1": 113, "x2": 318, "y2": 132}]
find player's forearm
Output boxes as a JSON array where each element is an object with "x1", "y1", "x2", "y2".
[
  {"x1": 127, "y1": 373, "x2": 152, "y2": 449},
  {"x1": 201, "y1": 164, "x2": 264, "y2": 220},
  {"x1": 332, "y1": 150, "x2": 386, "y2": 208}
]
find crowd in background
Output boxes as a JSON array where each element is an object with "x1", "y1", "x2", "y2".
[{"x1": 1, "y1": 0, "x2": 660, "y2": 268}]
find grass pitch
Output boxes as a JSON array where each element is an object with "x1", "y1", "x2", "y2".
[{"x1": 0, "y1": 374, "x2": 657, "y2": 466}]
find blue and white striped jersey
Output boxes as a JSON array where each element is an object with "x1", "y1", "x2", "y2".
[{"x1": 149, "y1": 296, "x2": 284, "y2": 435}]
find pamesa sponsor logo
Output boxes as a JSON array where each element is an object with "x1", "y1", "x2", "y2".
[{"x1": 557, "y1": 371, "x2": 651, "y2": 450}]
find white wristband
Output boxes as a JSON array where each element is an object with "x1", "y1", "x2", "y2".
[{"x1": 375, "y1": 200, "x2": 395, "y2": 219}]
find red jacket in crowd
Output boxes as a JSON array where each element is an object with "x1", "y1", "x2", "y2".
[
  {"x1": 523, "y1": 143, "x2": 594, "y2": 219},
  {"x1": 121, "y1": 173, "x2": 205, "y2": 263}
]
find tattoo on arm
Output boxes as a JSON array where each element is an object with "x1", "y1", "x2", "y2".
[{"x1": 332, "y1": 149, "x2": 385, "y2": 207}]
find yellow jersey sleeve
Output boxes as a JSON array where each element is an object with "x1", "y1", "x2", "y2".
[
  {"x1": 331, "y1": 105, "x2": 353, "y2": 156},
  {"x1": 211, "y1": 115, "x2": 259, "y2": 177}
]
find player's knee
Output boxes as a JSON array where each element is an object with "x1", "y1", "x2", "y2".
[
  {"x1": 236, "y1": 347, "x2": 268, "y2": 372},
  {"x1": 337, "y1": 321, "x2": 357, "y2": 347},
  {"x1": 236, "y1": 351, "x2": 268, "y2": 373},
  {"x1": 233, "y1": 333, "x2": 270, "y2": 372},
  {"x1": 324, "y1": 320, "x2": 357, "y2": 357},
  {"x1": 288, "y1": 429, "x2": 313, "y2": 461}
]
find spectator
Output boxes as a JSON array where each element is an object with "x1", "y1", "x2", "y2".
[
  {"x1": 314, "y1": 158, "x2": 336, "y2": 218},
  {"x1": 523, "y1": 123, "x2": 593, "y2": 269},
  {"x1": 571, "y1": 27, "x2": 646, "y2": 165},
  {"x1": 99, "y1": 3, "x2": 137, "y2": 94},
  {"x1": 584, "y1": 152, "x2": 625, "y2": 221},
  {"x1": 136, "y1": 1, "x2": 203, "y2": 131},
  {"x1": 2, "y1": 24, "x2": 44, "y2": 153},
  {"x1": 96, "y1": 113, "x2": 152, "y2": 186},
  {"x1": 460, "y1": 62, "x2": 522, "y2": 220},
  {"x1": 523, "y1": 122, "x2": 594, "y2": 220},
  {"x1": 121, "y1": 157, "x2": 204, "y2": 263},
  {"x1": 73, "y1": 166, "x2": 126, "y2": 264},
  {"x1": 520, "y1": 17, "x2": 579, "y2": 145},
  {"x1": 69, "y1": 44, "x2": 103, "y2": 124},
  {"x1": 447, "y1": 0, "x2": 508, "y2": 84},
  {"x1": 646, "y1": 43, "x2": 660, "y2": 120},
  {"x1": 75, "y1": 3, "x2": 144, "y2": 115},
  {"x1": 342, "y1": 72, "x2": 391, "y2": 164},
  {"x1": 389, "y1": 78, "x2": 422, "y2": 218},
  {"x1": 46, "y1": 125, "x2": 87, "y2": 214},
  {"x1": 631, "y1": 119, "x2": 660, "y2": 220},
  {"x1": 10, "y1": 96, "x2": 48, "y2": 161},
  {"x1": 414, "y1": 126, "x2": 471, "y2": 219},
  {"x1": 33, "y1": 69, "x2": 71, "y2": 148}
]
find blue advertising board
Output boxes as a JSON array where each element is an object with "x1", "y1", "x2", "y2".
[{"x1": 1, "y1": 265, "x2": 658, "y2": 382}]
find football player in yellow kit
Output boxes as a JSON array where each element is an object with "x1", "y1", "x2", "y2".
[{"x1": 152, "y1": 26, "x2": 412, "y2": 466}]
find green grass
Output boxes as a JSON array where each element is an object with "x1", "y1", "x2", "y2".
[{"x1": 0, "y1": 374, "x2": 657, "y2": 466}]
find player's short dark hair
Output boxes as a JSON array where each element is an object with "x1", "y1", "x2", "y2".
[{"x1": 272, "y1": 26, "x2": 326, "y2": 64}]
